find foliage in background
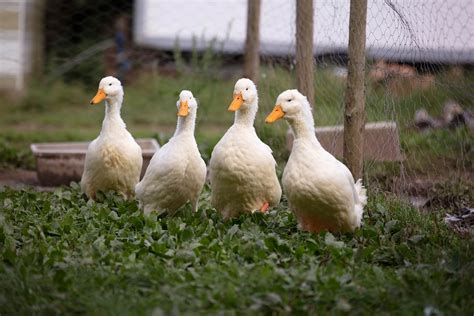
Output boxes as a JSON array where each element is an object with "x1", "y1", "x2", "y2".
[
  {"x1": 401, "y1": 127, "x2": 473, "y2": 175},
  {"x1": 0, "y1": 185, "x2": 472, "y2": 314},
  {"x1": 0, "y1": 140, "x2": 34, "y2": 170}
]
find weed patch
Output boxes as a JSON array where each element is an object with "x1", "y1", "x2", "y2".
[{"x1": 0, "y1": 185, "x2": 472, "y2": 314}]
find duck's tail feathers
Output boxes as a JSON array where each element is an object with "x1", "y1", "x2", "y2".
[
  {"x1": 355, "y1": 179, "x2": 367, "y2": 206},
  {"x1": 354, "y1": 179, "x2": 367, "y2": 225}
]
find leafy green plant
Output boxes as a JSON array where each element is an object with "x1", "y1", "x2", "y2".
[
  {"x1": 0, "y1": 185, "x2": 472, "y2": 315},
  {"x1": 0, "y1": 139, "x2": 34, "y2": 169}
]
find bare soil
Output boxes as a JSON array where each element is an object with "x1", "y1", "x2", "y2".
[{"x1": 0, "y1": 169, "x2": 54, "y2": 191}]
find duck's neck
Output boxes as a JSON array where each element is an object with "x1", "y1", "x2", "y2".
[
  {"x1": 102, "y1": 95, "x2": 125, "y2": 132},
  {"x1": 234, "y1": 101, "x2": 257, "y2": 127},
  {"x1": 174, "y1": 109, "x2": 196, "y2": 137},
  {"x1": 288, "y1": 113, "x2": 319, "y2": 144}
]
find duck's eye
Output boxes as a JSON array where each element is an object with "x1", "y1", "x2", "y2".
[
  {"x1": 109, "y1": 83, "x2": 112, "y2": 86},
  {"x1": 287, "y1": 99, "x2": 292, "y2": 102},
  {"x1": 246, "y1": 88, "x2": 249, "y2": 91}
]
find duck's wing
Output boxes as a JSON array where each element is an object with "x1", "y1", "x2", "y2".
[
  {"x1": 136, "y1": 146, "x2": 186, "y2": 200},
  {"x1": 253, "y1": 133, "x2": 278, "y2": 166}
]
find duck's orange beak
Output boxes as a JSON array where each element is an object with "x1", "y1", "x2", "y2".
[
  {"x1": 90, "y1": 88, "x2": 106, "y2": 105},
  {"x1": 265, "y1": 104, "x2": 285, "y2": 123},
  {"x1": 228, "y1": 92, "x2": 243, "y2": 111},
  {"x1": 178, "y1": 100, "x2": 189, "y2": 117}
]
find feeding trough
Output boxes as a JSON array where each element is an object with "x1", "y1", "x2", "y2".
[{"x1": 31, "y1": 139, "x2": 160, "y2": 187}]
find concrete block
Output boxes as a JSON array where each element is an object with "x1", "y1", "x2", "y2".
[{"x1": 286, "y1": 121, "x2": 403, "y2": 161}]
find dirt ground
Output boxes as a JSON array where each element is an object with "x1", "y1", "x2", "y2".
[{"x1": 0, "y1": 169, "x2": 55, "y2": 191}]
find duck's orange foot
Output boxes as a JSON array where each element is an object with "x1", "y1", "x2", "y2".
[{"x1": 260, "y1": 202, "x2": 270, "y2": 213}]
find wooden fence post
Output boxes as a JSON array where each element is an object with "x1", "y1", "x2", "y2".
[
  {"x1": 296, "y1": 0, "x2": 314, "y2": 106},
  {"x1": 244, "y1": 0, "x2": 261, "y2": 82},
  {"x1": 343, "y1": 0, "x2": 368, "y2": 180}
]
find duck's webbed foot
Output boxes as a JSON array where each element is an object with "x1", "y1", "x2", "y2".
[{"x1": 259, "y1": 202, "x2": 269, "y2": 213}]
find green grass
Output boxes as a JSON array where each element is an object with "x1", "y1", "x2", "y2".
[
  {"x1": 0, "y1": 139, "x2": 35, "y2": 170},
  {"x1": 0, "y1": 185, "x2": 472, "y2": 315},
  {"x1": 1, "y1": 65, "x2": 473, "y2": 175},
  {"x1": 400, "y1": 127, "x2": 474, "y2": 176}
]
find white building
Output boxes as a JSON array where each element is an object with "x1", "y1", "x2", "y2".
[
  {"x1": 0, "y1": 0, "x2": 43, "y2": 93},
  {"x1": 134, "y1": 0, "x2": 474, "y2": 64}
]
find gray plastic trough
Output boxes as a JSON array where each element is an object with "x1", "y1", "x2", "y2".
[{"x1": 31, "y1": 139, "x2": 160, "y2": 187}]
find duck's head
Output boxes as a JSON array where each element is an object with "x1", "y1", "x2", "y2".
[
  {"x1": 90, "y1": 76, "x2": 123, "y2": 105},
  {"x1": 228, "y1": 78, "x2": 257, "y2": 112},
  {"x1": 176, "y1": 90, "x2": 197, "y2": 117},
  {"x1": 265, "y1": 89, "x2": 312, "y2": 124}
]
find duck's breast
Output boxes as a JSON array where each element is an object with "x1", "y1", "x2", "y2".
[
  {"x1": 100, "y1": 132, "x2": 142, "y2": 175},
  {"x1": 82, "y1": 132, "x2": 142, "y2": 194},
  {"x1": 210, "y1": 127, "x2": 280, "y2": 212},
  {"x1": 283, "y1": 141, "x2": 356, "y2": 228},
  {"x1": 137, "y1": 136, "x2": 206, "y2": 211},
  {"x1": 181, "y1": 137, "x2": 207, "y2": 197}
]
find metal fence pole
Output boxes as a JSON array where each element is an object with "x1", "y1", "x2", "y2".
[{"x1": 343, "y1": 0, "x2": 368, "y2": 179}]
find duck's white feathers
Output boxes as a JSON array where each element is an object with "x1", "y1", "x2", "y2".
[
  {"x1": 353, "y1": 178, "x2": 367, "y2": 226},
  {"x1": 271, "y1": 89, "x2": 366, "y2": 233},
  {"x1": 135, "y1": 90, "x2": 205, "y2": 216},
  {"x1": 209, "y1": 124, "x2": 282, "y2": 219},
  {"x1": 81, "y1": 128, "x2": 142, "y2": 199},
  {"x1": 135, "y1": 134, "x2": 206, "y2": 215},
  {"x1": 81, "y1": 77, "x2": 143, "y2": 199},
  {"x1": 283, "y1": 136, "x2": 366, "y2": 233}
]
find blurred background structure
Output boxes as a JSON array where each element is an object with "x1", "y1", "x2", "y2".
[
  {"x1": 0, "y1": 0, "x2": 473, "y2": 211},
  {"x1": 0, "y1": 0, "x2": 44, "y2": 91}
]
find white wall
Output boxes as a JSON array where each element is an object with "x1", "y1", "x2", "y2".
[
  {"x1": 0, "y1": 0, "x2": 36, "y2": 91},
  {"x1": 134, "y1": 0, "x2": 474, "y2": 63}
]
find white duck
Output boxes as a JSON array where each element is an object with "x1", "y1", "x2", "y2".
[
  {"x1": 265, "y1": 89, "x2": 367, "y2": 233},
  {"x1": 135, "y1": 90, "x2": 206, "y2": 215},
  {"x1": 81, "y1": 76, "x2": 143, "y2": 200},
  {"x1": 209, "y1": 78, "x2": 282, "y2": 219}
]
